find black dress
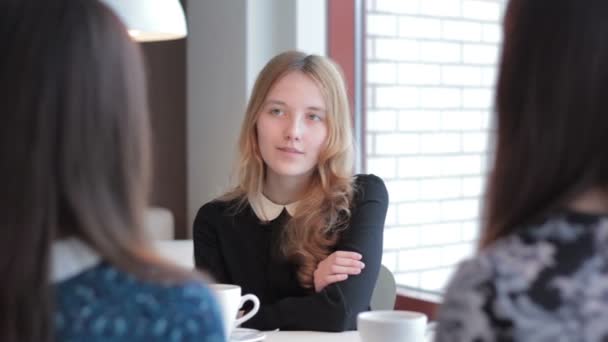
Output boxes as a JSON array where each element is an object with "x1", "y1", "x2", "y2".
[{"x1": 193, "y1": 174, "x2": 388, "y2": 331}]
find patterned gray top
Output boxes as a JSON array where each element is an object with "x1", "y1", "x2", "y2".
[{"x1": 435, "y1": 212, "x2": 608, "y2": 342}]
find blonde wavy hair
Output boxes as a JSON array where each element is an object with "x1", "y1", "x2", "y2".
[{"x1": 223, "y1": 51, "x2": 355, "y2": 288}]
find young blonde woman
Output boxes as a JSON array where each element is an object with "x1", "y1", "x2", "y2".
[{"x1": 193, "y1": 51, "x2": 388, "y2": 332}]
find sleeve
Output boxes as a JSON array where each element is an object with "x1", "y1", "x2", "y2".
[
  {"x1": 243, "y1": 174, "x2": 389, "y2": 332},
  {"x1": 434, "y1": 257, "x2": 497, "y2": 342},
  {"x1": 193, "y1": 202, "x2": 230, "y2": 283}
]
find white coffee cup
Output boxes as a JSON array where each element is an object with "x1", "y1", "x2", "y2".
[
  {"x1": 210, "y1": 284, "x2": 260, "y2": 338},
  {"x1": 358, "y1": 310, "x2": 428, "y2": 342}
]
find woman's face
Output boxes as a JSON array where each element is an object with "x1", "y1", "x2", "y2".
[{"x1": 256, "y1": 71, "x2": 328, "y2": 181}]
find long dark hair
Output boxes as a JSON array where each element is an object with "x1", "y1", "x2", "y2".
[
  {"x1": 481, "y1": 0, "x2": 608, "y2": 247},
  {"x1": 0, "y1": 1, "x2": 194, "y2": 341}
]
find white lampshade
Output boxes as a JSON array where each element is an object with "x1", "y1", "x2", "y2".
[{"x1": 100, "y1": 0, "x2": 187, "y2": 42}]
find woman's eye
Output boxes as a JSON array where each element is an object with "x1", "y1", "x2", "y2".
[
  {"x1": 270, "y1": 108, "x2": 283, "y2": 116},
  {"x1": 308, "y1": 113, "x2": 322, "y2": 121}
]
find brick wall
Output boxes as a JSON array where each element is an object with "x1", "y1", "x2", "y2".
[{"x1": 365, "y1": 0, "x2": 506, "y2": 292}]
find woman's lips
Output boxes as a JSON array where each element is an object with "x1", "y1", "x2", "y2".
[{"x1": 277, "y1": 147, "x2": 304, "y2": 154}]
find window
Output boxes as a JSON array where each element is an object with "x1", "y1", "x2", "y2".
[{"x1": 365, "y1": 0, "x2": 506, "y2": 292}]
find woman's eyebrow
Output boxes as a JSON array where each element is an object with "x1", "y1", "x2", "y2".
[
  {"x1": 264, "y1": 100, "x2": 325, "y2": 112},
  {"x1": 306, "y1": 106, "x2": 326, "y2": 112},
  {"x1": 265, "y1": 99, "x2": 286, "y2": 106}
]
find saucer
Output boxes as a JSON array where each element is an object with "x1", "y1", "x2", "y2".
[{"x1": 230, "y1": 327, "x2": 266, "y2": 342}]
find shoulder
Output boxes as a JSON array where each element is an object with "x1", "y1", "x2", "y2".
[
  {"x1": 354, "y1": 173, "x2": 385, "y2": 187},
  {"x1": 194, "y1": 198, "x2": 245, "y2": 225},
  {"x1": 353, "y1": 174, "x2": 388, "y2": 203},
  {"x1": 437, "y1": 227, "x2": 564, "y2": 340},
  {"x1": 442, "y1": 254, "x2": 495, "y2": 301},
  {"x1": 196, "y1": 199, "x2": 232, "y2": 218},
  {"x1": 435, "y1": 254, "x2": 496, "y2": 341},
  {"x1": 55, "y1": 263, "x2": 225, "y2": 341}
]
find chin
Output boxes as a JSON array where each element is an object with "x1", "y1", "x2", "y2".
[
  {"x1": 275, "y1": 169, "x2": 310, "y2": 177},
  {"x1": 269, "y1": 163, "x2": 314, "y2": 178}
]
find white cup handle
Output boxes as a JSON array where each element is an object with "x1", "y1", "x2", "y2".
[{"x1": 234, "y1": 294, "x2": 260, "y2": 327}]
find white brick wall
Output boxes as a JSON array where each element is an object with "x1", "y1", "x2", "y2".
[
  {"x1": 367, "y1": 157, "x2": 397, "y2": 179},
  {"x1": 398, "y1": 156, "x2": 442, "y2": 178},
  {"x1": 419, "y1": 133, "x2": 461, "y2": 154},
  {"x1": 441, "y1": 110, "x2": 483, "y2": 130},
  {"x1": 367, "y1": 63, "x2": 397, "y2": 84},
  {"x1": 367, "y1": 14, "x2": 398, "y2": 36},
  {"x1": 462, "y1": 0, "x2": 501, "y2": 21},
  {"x1": 420, "y1": 223, "x2": 461, "y2": 246},
  {"x1": 375, "y1": 0, "x2": 419, "y2": 15},
  {"x1": 399, "y1": 17, "x2": 441, "y2": 39},
  {"x1": 399, "y1": 110, "x2": 441, "y2": 131},
  {"x1": 481, "y1": 67, "x2": 497, "y2": 87},
  {"x1": 375, "y1": 133, "x2": 419, "y2": 154},
  {"x1": 482, "y1": 23, "x2": 501, "y2": 43},
  {"x1": 375, "y1": 39, "x2": 419, "y2": 61},
  {"x1": 375, "y1": 86, "x2": 418, "y2": 108},
  {"x1": 398, "y1": 63, "x2": 441, "y2": 85},
  {"x1": 442, "y1": 20, "x2": 482, "y2": 42},
  {"x1": 442, "y1": 66, "x2": 482, "y2": 86},
  {"x1": 419, "y1": 87, "x2": 461, "y2": 108},
  {"x1": 419, "y1": 42, "x2": 461, "y2": 63},
  {"x1": 419, "y1": 178, "x2": 461, "y2": 200},
  {"x1": 386, "y1": 180, "x2": 420, "y2": 202},
  {"x1": 420, "y1": 268, "x2": 454, "y2": 291},
  {"x1": 420, "y1": 0, "x2": 461, "y2": 18},
  {"x1": 384, "y1": 204, "x2": 398, "y2": 225},
  {"x1": 462, "y1": 88, "x2": 493, "y2": 108},
  {"x1": 463, "y1": 43, "x2": 499, "y2": 64},
  {"x1": 366, "y1": 0, "x2": 506, "y2": 292},
  {"x1": 367, "y1": 110, "x2": 397, "y2": 131}
]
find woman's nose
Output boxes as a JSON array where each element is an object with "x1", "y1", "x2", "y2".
[{"x1": 284, "y1": 115, "x2": 302, "y2": 141}]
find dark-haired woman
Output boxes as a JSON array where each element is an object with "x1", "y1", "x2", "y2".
[
  {"x1": 0, "y1": 1, "x2": 224, "y2": 341},
  {"x1": 435, "y1": 0, "x2": 608, "y2": 340}
]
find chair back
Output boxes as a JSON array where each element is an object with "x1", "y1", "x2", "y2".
[
  {"x1": 370, "y1": 264, "x2": 397, "y2": 310},
  {"x1": 153, "y1": 239, "x2": 194, "y2": 268}
]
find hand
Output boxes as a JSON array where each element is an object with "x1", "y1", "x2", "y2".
[{"x1": 313, "y1": 251, "x2": 365, "y2": 293}]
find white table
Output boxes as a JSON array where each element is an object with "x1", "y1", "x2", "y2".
[
  {"x1": 264, "y1": 330, "x2": 434, "y2": 342},
  {"x1": 265, "y1": 331, "x2": 360, "y2": 342}
]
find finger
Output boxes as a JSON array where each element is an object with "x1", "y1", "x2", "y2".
[
  {"x1": 335, "y1": 257, "x2": 365, "y2": 269},
  {"x1": 330, "y1": 265, "x2": 363, "y2": 275},
  {"x1": 324, "y1": 274, "x2": 348, "y2": 284},
  {"x1": 334, "y1": 251, "x2": 362, "y2": 260}
]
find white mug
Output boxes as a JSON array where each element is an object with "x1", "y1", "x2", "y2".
[
  {"x1": 209, "y1": 284, "x2": 260, "y2": 338},
  {"x1": 358, "y1": 310, "x2": 428, "y2": 342}
]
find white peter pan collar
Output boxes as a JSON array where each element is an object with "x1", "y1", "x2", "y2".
[
  {"x1": 50, "y1": 237, "x2": 100, "y2": 283},
  {"x1": 249, "y1": 193, "x2": 299, "y2": 221}
]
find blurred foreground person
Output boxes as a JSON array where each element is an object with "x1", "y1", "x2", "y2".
[
  {"x1": 435, "y1": 1, "x2": 608, "y2": 341},
  {"x1": 0, "y1": 1, "x2": 224, "y2": 341}
]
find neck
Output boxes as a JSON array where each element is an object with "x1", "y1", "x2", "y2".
[
  {"x1": 264, "y1": 170, "x2": 312, "y2": 205},
  {"x1": 567, "y1": 187, "x2": 608, "y2": 215}
]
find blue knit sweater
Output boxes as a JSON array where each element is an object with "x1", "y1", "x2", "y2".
[{"x1": 54, "y1": 262, "x2": 225, "y2": 342}]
